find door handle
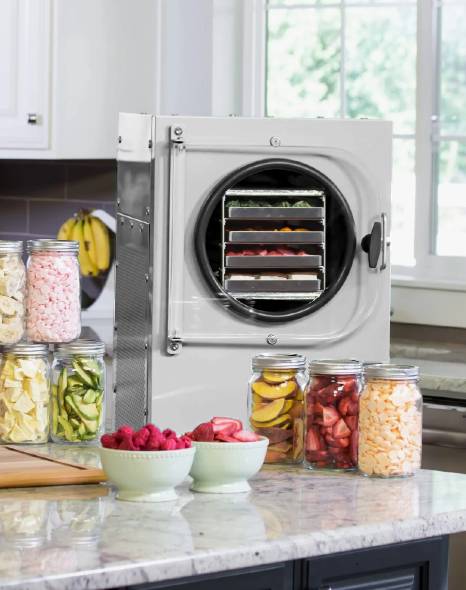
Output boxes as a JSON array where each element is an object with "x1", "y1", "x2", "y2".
[{"x1": 361, "y1": 221, "x2": 382, "y2": 268}]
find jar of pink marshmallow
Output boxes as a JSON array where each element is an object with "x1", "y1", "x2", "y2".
[{"x1": 26, "y1": 240, "x2": 81, "y2": 343}]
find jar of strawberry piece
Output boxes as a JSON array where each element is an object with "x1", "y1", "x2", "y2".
[
  {"x1": 305, "y1": 359, "x2": 362, "y2": 471},
  {"x1": 249, "y1": 354, "x2": 307, "y2": 464}
]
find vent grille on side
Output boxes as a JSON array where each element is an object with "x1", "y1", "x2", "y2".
[{"x1": 114, "y1": 216, "x2": 150, "y2": 428}]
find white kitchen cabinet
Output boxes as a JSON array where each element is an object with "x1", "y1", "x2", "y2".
[
  {"x1": 0, "y1": 0, "x2": 158, "y2": 159},
  {"x1": 0, "y1": 0, "x2": 50, "y2": 150}
]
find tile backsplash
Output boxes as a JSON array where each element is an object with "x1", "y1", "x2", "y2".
[{"x1": 0, "y1": 160, "x2": 116, "y2": 241}]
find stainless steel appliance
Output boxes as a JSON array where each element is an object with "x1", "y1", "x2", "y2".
[
  {"x1": 422, "y1": 389, "x2": 466, "y2": 590},
  {"x1": 114, "y1": 115, "x2": 392, "y2": 433}
]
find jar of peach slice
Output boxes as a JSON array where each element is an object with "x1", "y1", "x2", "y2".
[
  {"x1": 249, "y1": 354, "x2": 307, "y2": 464},
  {"x1": 358, "y1": 364, "x2": 422, "y2": 478}
]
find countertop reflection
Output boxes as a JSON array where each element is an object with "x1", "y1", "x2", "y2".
[{"x1": 0, "y1": 449, "x2": 466, "y2": 590}]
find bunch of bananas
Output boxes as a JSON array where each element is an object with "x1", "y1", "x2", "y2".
[{"x1": 57, "y1": 211, "x2": 111, "y2": 277}]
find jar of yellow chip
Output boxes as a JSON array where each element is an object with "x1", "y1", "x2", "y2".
[
  {"x1": 358, "y1": 364, "x2": 422, "y2": 478},
  {"x1": 0, "y1": 343, "x2": 50, "y2": 444},
  {"x1": 249, "y1": 354, "x2": 307, "y2": 464}
]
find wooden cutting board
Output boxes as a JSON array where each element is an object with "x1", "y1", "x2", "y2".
[{"x1": 0, "y1": 445, "x2": 107, "y2": 488}]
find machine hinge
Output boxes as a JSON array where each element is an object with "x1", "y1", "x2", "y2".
[
  {"x1": 170, "y1": 126, "x2": 186, "y2": 151},
  {"x1": 167, "y1": 337, "x2": 182, "y2": 355}
]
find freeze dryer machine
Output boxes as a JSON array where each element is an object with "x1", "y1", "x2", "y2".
[{"x1": 115, "y1": 115, "x2": 392, "y2": 431}]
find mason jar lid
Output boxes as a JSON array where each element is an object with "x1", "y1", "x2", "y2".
[
  {"x1": 252, "y1": 353, "x2": 306, "y2": 370},
  {"x1": 0, "y1": 240, "x2": 23, "y2": 254},
  {"x1": 27, "y1": 239, "x2": 79, "y2": 253},
  {"x1": 2, "y1": 343, "x2": 48, "y2": 357},
  {"x1": 56, "y1": 339, "x2": 105, "y2": 356},
  {"x1": 310, "y1": 359, "x2": 362, "y2": 375},
  {"x1": 364, "y1": 363, "x2": 419, "y2": 380}
]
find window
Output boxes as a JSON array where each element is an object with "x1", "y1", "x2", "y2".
[{"x1": 263, "y1": 0, "x2": 466, "y2": 286}]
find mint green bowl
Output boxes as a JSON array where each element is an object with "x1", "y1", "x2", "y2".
[
  {"x1": 189, "y1": 437, "x2": 268, "y2": 494},
  {"x1": 99, "y1": 446, "x2": 195, "y2": 502}
]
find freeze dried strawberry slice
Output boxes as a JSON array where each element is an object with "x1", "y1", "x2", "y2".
[
  {"x1": 306, "y1": 450, "x2": 329, "y2": 461},
  {"x1": 212, "y1": 417, "x2": 242, "y2": 433},
  {"x1": 344, "y1": 416, "x2": 358, "y2": 432},
  {"x1": 337, "y1": 397, "x2": 351, "y2": 416},
  {"x1": 335, "y1": 436, "x2": 350, "y2": 448},
  {"x1": 347, "y1": 400, "x2": 359, "y2": 416},
  {"x1": 322, "y1": 406, "x2": 340, "y2": 427},
  {"x1": 232, "y1": 430, "x2": 261, "y2": 442},
  {"x1": 306, "y1": 427, "x2": 321, "y2": 451},
  {"x1": 190, "y1": 422, "x2": 215, "y2": 442},
  {"x1": 212, "y1": 422, "x2": 238, "y2": 436},
  {"x1": 333, "y1": 419, "x2": 351, "y2": 440},
  {"x1": 350, "y1": 430, "x2": 359, "y2": 465},
  {"x1": 215, "y1": 432, "x2": 239, "y2": 442},
  {"x1": 336, "y1": 376, "x2": 357, "y2": 392}
]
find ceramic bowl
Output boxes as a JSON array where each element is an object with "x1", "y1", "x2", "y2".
[
  {"x1": 99, "y1": 447, "x2": 195, "y2": 502},
  {"x1": 189, "y1": 437, "x2": 268, "y2": 494}
]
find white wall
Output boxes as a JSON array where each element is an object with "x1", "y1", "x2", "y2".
[{"x1": 158, "y1": 0, "x2": 246, "y2": 117}]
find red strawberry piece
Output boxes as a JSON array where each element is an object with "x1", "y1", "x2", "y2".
[
  {"x1": 319, "y1": 426, "x2": 327, "y2": 435},
  {"x1": 212, "y1": 422, "x2": 238, "y2": 436},
  {"x1": 347, "y1": 400, "x2": 359, "y2": 416},
  {"x1": 324, "y1": 434, "x2": 339, "y2": 448},
  {"x1": 312, "y1": 376, "x2": 332, "y2": 390},
  {"x1": 163, "y1": 428, "x2": 177, "y2": 439},
  {"x1": 306, "y1": 427, "x2": 321, "y2": 451},
  {"x1": 322, "y1": 406, "x2": 340, "y2": 427},
  {"x1": 306, "y1": 450, "x2": 329, "y2": 461},
  {"x1": 328, "y1": 447, "x2": 345, "y2": 457},
  {"x1": 100, "y1": 433, "x2": 118, "y2": 449},
  {"x1": 336, "y1": 376, "x2": 356, "y2": 392},
  {"x1": 190, "y1": 422, "x2": 215, "y2": 442},
  {"x1": 215, "y1": 432, "x2": 239, "y2": 442},
  {"x1": 344, "y1": 416, "x2": 358, "y2": 432},
  {"x1": 212, "y1": 417, "x2": 242, "y2": 433},
  {"x1": 233, "y1": 430, "x2": 261, "y2": 442},
  {"x1": 335, "y1": 436, "x2": 350, "y2": 448},
  {"x1": 318, "y1": 383, "x2": 343, "y2": 400},
  {"x1": 161, "y1": 438, "x2": 177, "y2": 451},
  {"x1": 333, "y1": 419, "x2": 351, "y2": 440},
  {"x1": 337, "y1": 396, "x2": 351, "y2": 416},
  {"x1": 350, "y1": 430, "x2": 359, "y2": 465}
]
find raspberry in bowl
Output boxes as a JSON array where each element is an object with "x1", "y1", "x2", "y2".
[
  {"x1": 99, "y1": 424, "x2": 195, "y2": 502},
  {"x1": 186, "y1": 417, "x2": 268, "y2": 494}
]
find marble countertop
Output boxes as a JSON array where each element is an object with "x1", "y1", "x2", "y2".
[
  {"x1": 1, "y1": 447, "x2": 466, "y2": 589},
  {"x1": 391, "y1": 356, "x2": 466, "y2": 397}
]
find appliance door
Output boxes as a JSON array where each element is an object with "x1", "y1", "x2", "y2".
[
  {"x1": 155, "y1": 116, "x2": 392, "y2": 357},
  {"x1": 422, "y1": 395, "x2": 466, "y2": 590}
]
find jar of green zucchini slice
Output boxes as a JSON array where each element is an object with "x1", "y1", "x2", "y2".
[{"x1": 51, "y1": 340, "x2": 105, "y2": 444}]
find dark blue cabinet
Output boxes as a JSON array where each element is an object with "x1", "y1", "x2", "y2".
[{"x1": 117, "y1": 536, "x2": 448, "y2": 590}]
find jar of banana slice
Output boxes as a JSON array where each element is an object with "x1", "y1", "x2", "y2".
[{"x1": 0, "y1": 241, "x2": 26, "y2": 345}]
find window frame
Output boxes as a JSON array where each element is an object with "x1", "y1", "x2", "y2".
[{"x1": 244, "y1": 0, "x2": 466, "y2": 296}]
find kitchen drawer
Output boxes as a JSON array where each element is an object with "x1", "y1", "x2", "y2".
[
  {"x1": 118, "y1": 562, "x2": 294, "y2": 590},
  {"x1": 302, "y1": 537, "x2": 448, "y2": 590}
]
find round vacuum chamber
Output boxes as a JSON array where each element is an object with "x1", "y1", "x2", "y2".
[{"x1": 194, "y1": 159, "x2": 356, "y2": 323}]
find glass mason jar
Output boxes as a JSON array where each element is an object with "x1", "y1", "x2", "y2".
[
  {"x1": 0, "y1": 240, "x2": 26, "y2": 345},
  {"x1": 0, "y1": 343, "x2": 50, "y2": 444},
  {"x1": 305, "y1": 359, "x2": 362, "y2": 471},
  {"x1": 26, "y1": 240, "x2": 81, "y2": 343},
  {"x1": 358, "y1": 364, "x2": 422, "y2": 478},
  {"x1": 51, "y1": 340, "x2": 105, "y2": 444},
  {"x1": 249, "y1": 354, "x2": 307, "y2": 464}
]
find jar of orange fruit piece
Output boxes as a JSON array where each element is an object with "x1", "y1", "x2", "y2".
[{"x1": 249, "y1": 354, "x2": 307, "y2": 464}]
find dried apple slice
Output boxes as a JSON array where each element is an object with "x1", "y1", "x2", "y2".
[
  {"x1": 251, "y1": 413, "x2": 291, "y2": 429},
  {"x1": 262, "y1": 370, "x2": 295, "y2": 384},
  {"x1": 251, "y1": 398, "x2": 285, "y2": 422},
  {"x1": 252, "y1": 380, "x2": 297, "y2": 400}
]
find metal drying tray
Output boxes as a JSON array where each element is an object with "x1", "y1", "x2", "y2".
[
  {"x1": 228, "y1": 231, "x2": 324, "y2": 244},
  {"x1": 227, "y1": 207, "x2": 324, "y2": 220},
  {"x1": 225, "y1": 255, "x2": 322, "y2": 269},
  {"x1": 225, "y1": 278, "x2": 322, "y2": 293}
]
